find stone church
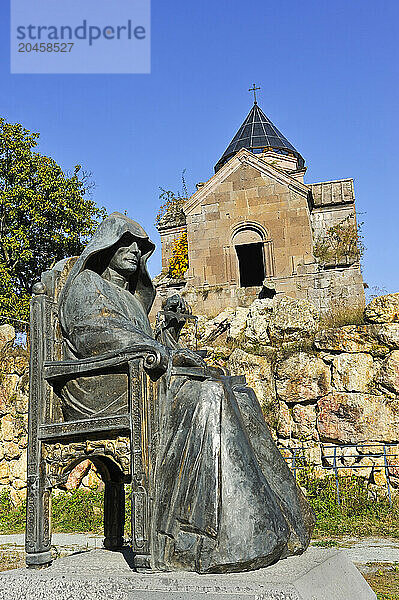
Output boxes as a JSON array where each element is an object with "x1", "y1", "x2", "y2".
[{"x1": 155, "y1": 100, "x2": 365, "y2": 317}]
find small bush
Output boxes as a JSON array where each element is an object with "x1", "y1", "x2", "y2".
[
  {"x1": 313, "y1": 217, "x2": 364, "y2": 266},
  {"x1": 52, "y1": 489, "x2": 104, "y2": 533},
  {"x1": 168, "y1": 231, "x2": 188, "y2": 279},
  {"x1": 0, "y1": 476, "x2": 397, "y2": 540}
]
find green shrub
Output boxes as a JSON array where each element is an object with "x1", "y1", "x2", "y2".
[
  {"x1": 0, "y1": 490, "x2": 26, "y2": 533},
  {"x1": 52, "y1": 489, "x2": 104, "y2": 533},
  {"x1": 0, "y1": 476, "x2": 397, "y2": 539},
  {"x1": 298, "y1": 471, "x2": 399, "y2": 537},
  {"x1": 0, "y1": 487, "x2": 132, "y2": 535}
]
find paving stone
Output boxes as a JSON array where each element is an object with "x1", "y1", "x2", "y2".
[{"x1": 0, "y1": 547, "x2": 375, "y2": 600}]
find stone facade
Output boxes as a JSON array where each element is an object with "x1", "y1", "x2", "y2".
[
  {"x1": 184, "y1": 158, "x2": 313, "y2": 287},
  {"x1": 154, "y1": 145, "x2": 364, "y2": 319},
  {"x1": 0, "y1": 326, "x2": 29, "y2": 505}
]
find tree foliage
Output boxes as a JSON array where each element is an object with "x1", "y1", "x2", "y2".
[
  {"x1": 0, "y1": 117, "x2": 106, "y2": 325},
  {"x1": 155, "y1": 170, "x2": 189, "y2": 227},
  {"x1": 155, "y1": 188, "x2": 188, "y2": 279},
  {"x1": 155, "y1": 184, "x2": 189, "y2": 280}
]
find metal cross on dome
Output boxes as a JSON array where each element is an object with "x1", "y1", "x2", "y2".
[{"x1": 248, "y1": 83, "x2": 261, "y2": 104}]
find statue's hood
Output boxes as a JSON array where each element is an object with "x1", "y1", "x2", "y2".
[{"x1": 59, "y1": 212, "x2": 156, "y2": 322}]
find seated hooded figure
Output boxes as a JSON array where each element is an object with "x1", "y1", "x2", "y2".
[{"x1": 58, "y1": 212, "x2": 314, "y2": 574}]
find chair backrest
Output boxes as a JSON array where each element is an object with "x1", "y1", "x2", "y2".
[
  {"x1": 41, "y1": 256, "x2": 78, "y2": 356},
  {"x1": 30, "y1": 257, "x2": 77, "y2": 424}
]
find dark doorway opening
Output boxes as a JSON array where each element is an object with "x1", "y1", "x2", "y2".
[{"x1": 235, "y1": 242, "x2": 265, "y2": 287}]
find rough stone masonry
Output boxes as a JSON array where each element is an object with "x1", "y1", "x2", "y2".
[{"x1": 179, "y1": 292, "x2": 399, "y2": 490}]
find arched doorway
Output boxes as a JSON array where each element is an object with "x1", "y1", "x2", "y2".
[
  {"x1": 61, "y1": 454, "x2": 126, "y2": 550},
  {"x1": 232, "y1": 224, "x2": 274, "y2": 287}
]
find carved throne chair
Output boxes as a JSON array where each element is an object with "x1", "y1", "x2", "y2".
[{"x1": 25, "y1": 258, "x2": 163, "y2": 568}]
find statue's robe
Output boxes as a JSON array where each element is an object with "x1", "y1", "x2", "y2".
[
  {"x1": 59, "y1": 269, "x2": 163, "y2": 420},
  {"x1": 58, "y1": 212, "x2": 314, "y2": 573},
  {"x1": 60, "y1": 269, "x2": 314, "y2": 573}
]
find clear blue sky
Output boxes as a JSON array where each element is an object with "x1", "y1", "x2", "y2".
[{"x1": 1, "y1": 1, "x2": 398, "y2": 295}]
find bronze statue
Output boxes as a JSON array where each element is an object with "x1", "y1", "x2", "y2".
[{"x1": 56, "y1": 212, "x2": 314, "y2": 573}]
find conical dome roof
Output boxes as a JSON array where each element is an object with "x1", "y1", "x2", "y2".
[{"x1": 215, "y1": 103, "x2": 304, "y2": 172}]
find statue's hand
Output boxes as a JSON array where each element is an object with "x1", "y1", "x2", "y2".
[
  {"x1": 163, "y1": 294, "x2": 191, "y2": 317},
  {"x1": 172, "y1": 348, "x2": 206, "y2": 368},
  {"x1": 158, "y1": 294, "x2": 192, "y2": 344}
]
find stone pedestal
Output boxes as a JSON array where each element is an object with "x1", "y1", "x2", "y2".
[{"x1": 0, "y1": 547, "x2": 375, "y2": 600}]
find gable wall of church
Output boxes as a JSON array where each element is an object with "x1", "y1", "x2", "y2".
[{"x1": 185, "y1": 163, "x2": 314, "y2": 287}]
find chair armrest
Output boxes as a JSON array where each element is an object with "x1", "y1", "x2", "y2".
[{"x1": 43, "y1": 343, "x2": 168, "y2": 382}]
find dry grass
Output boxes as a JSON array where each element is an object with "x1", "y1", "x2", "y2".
[
  {"x1": 363, "y1": 563, "x2": 399, "y2": 600},
  {"x1": 0, "y1": 549, "x2": 24, "y2": 571},
  {"x1": 318, "y1": 304, "x2": 365, "y2": 330}
]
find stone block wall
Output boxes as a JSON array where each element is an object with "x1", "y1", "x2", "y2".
[
  {"x1": 0, "y1": 327, "x2": 29, "y2": 505},
  {"x1": 0, "y1": 326, "x2": 102, "y2": 505},
  {"x1": 179, "y1": 293, "x2": 399, "y2": 490},
  {"x1": 296, "y1": 264, "x2": 365, "y2": 314},
  {"x1": 153, "y1": 262, "x2": 364, "y2": 320},
  {"x1": 310, "y1": 178, "x2": 356, "y2": 242}
]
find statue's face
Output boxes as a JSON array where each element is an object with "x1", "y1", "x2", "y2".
[{"x1": 109, "y1": 239, "x2": 142, "y2": 275}]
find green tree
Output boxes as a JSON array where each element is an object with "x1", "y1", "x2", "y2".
[{"x1": 0, "y1": 117, "x2": 106, "y2": 325}]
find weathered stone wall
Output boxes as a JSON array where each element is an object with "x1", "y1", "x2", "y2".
[
  {"x1": 180, "y1": 293, "x2": 399, "y2": 489},
  {"x1": 0, "y1": 325, "x2": 102, "y2": 505},
  {"x1": 309, "y1": 179, "x2": 356, "y2": 242},
  {"x1": 0, "y1": 326, "x2": 29, "y2": 505},
  {"x1": 295, "y1": 264, "x2": 365, "y2": 314},
  {"x1": 162, "y1": 262, "x2": 364, "y2": 318}
]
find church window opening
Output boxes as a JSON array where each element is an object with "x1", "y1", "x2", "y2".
[{"x1": 235, "y1": 242, "x2": 265, "y2": 287}]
